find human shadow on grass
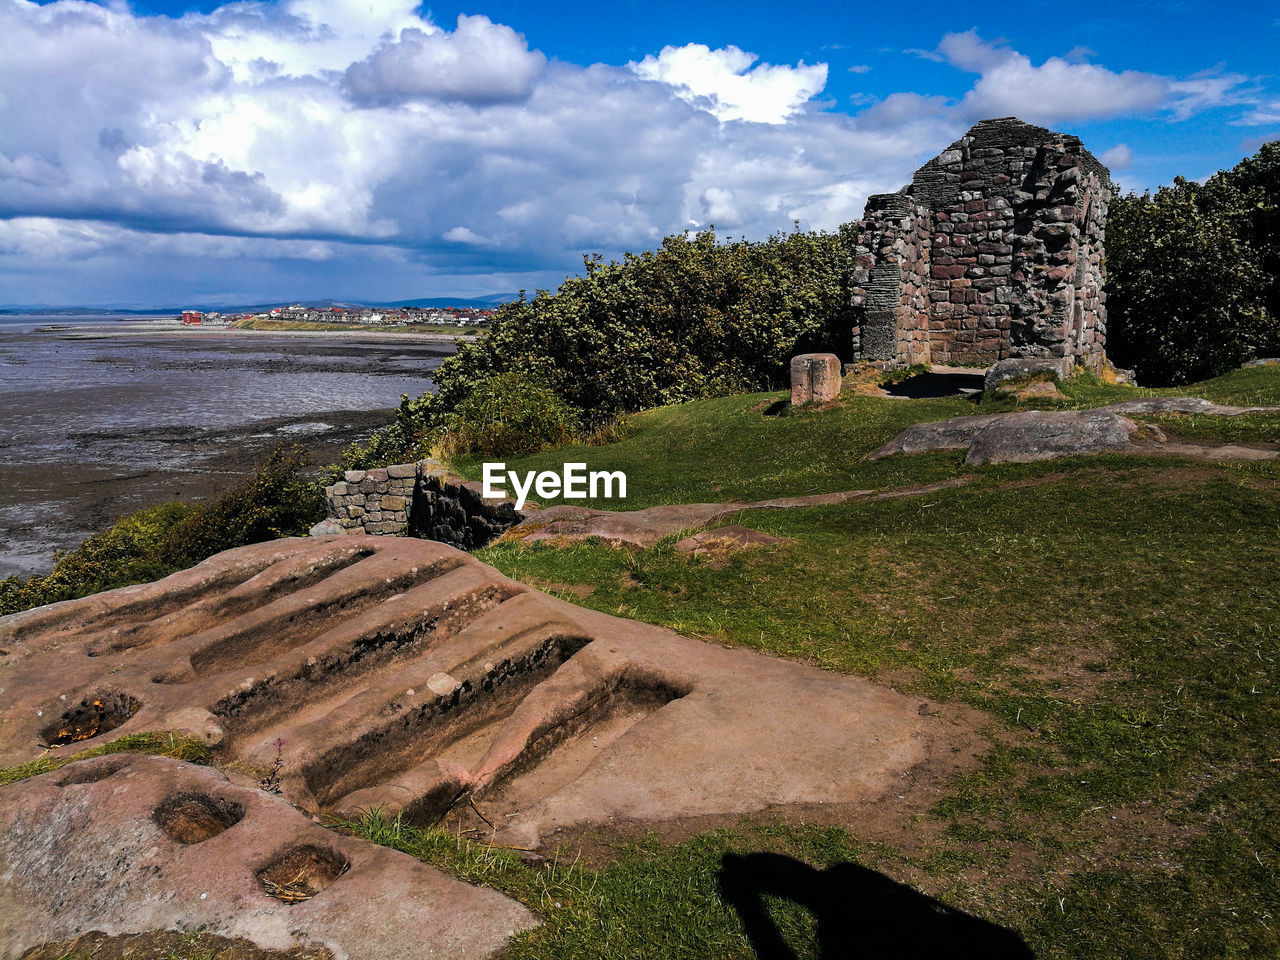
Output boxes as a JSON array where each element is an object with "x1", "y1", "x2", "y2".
[{"x1": 719, "y1": 852, "x2": 1035, "y2": 960}]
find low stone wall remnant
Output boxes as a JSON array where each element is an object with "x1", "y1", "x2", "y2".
[{"x1": 311, "y1": 459, "x2": 526, "y2": 550}]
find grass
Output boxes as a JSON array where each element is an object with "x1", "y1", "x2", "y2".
[
  {"x1": 0, "y1": 731, "x2": 211, "y2": 786},
  {"x1": 337, "y1": 808, "x2": 875, "y2": 960},
  {"x1": 449, "y1": 365, "x2": 1280, "y2": 511},
  {"x1": 7, "y1": 365, "x2": 1279, "y2": 959},
  {"x1": 441, "y1": 364, "x2": 1280, "y2": 959},
  {"x1": 470, "y1": 460, "x2": 1280, "y2": 958}
]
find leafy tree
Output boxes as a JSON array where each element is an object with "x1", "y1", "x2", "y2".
[
  {"x1": 1107, "y1": 167, "x2": 1279, "y2": 385},
  {"x1": 432, "y1": 228, "x2": 852, "y2": 423}
]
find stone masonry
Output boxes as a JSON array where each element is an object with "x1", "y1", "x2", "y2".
[
  {"x1": 848, "y1": 117, "x2": 1111, "y2": 370},
  {"x1": 315, "y1": 463, "x2": 418, "y2": 536},
  {"x1": 312, "y1": 460, "x2": 526, "y2": 550}
]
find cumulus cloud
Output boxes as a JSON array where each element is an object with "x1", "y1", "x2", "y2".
[
  {"x1": 925, "y1": 30, "x2": 1256, "y2": 128},
  {"x1": 629, "y1": 44, "x2": 827, "y2": 123},
  {"x1": 931, "y1": 30, "x2": 1168, "y2": 123},
  {"x1": 344, "y1": 16, "x2": 545, "y2": 104},
  {"x1": 1100, "y1": 144, "x2": 1134, "y2": 170},
  {"x1": 0, "y1": 4, "x2": 1273, "y2": 306}
]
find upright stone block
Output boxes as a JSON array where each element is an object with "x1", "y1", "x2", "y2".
[{"x1": 790, "y1": 354, "x2": 842, "y2": 406}]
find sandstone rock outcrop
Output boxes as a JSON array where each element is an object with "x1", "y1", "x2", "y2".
[
  {"x1": 0, "y1": 754, "x2": 535, "y2": 960},
  {"x1": 0, "y1": 536, "x2": 943, "y2": 859}
]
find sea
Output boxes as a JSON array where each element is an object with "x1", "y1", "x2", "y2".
[{"x1": 0, "y1": 315, "x2": 455, "y2": 578}]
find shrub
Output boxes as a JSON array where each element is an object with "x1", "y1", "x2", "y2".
[
  {"x1": 0, "y1": 446, "x2": 324, "y2": 617},
  {"x1": 154, "y1": 445, "x2": 323, "y2": 566},
  {"x1": 340, "y1": 392, "x2": 439, "y2": 472},
  {"x1": 1107, "y1": 142, "x2": 1280, "y2": 385},
  {"x1": 430, "y1": 228, "x2": 852, "y2": 424},
  {"x1": 437, "y1": 372, "x2": 582, "y2": 457}
]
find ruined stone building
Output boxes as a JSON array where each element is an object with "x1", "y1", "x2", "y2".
[{"x1": 847, "y1": 117, "x2": 1111, "y2": 370}]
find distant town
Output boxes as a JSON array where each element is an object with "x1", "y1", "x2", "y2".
[{"x1": 178, "y1": 303, "x2": 495, "y2": 328}]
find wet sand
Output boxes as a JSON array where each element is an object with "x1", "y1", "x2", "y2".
[{"x1": 0, "y1": 320, "x2": 456, "y2": 578}]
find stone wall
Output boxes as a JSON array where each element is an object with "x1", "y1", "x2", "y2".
[
  {"x1": 409, "y1": 472, "x2": 525, "y2": 550},
  {"x1": 318, "y1": 464, "x2": 418, "y2": 536},
  {"x1": 311, "y1": 460, "x2": 526, "y2": 550},
  {"x1": 848, "y1": 117, "x2": 1111, "y2": 370}
]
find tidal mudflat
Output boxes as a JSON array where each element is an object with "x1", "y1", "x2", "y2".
[{"x1": 0, "y1": 318, "x2": 454, "y2": 578}]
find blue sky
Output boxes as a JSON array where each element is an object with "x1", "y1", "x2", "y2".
[{"x1": 1, "y1": 0, "x2": 1277, "y2": 307}]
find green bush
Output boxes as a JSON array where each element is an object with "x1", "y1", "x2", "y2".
[
  {"x1": 431, "y1": 228, "x2": 852, "y2": 424},
  {"x1": 438, "y1": 371, "x2": 581, "y2": 457},
  {"x1": 1107, "y1": 142, "x2": 1280, "y2": 385},
  {"x1": 154, "y1": 445, "x2": 323, "y2": 566},
  {"x1": 340, "y1": 392, "x2": 439, "y2": 471},
  {"x1": 0, "y1": 446, "x2": 324, "y2": 617}
]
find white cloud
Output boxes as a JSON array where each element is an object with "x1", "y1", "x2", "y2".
[
  {"x1": 0, "y1": 217, "x2": 342, "y2": 262},
  {"x1": 925, "y1": 30, "x2": 1257, "y2": 128},
  {"x1": 198, "y1": 0, "x2": 428, "y2": 82},
  {"x1": 847, "y1": 64, "x2": 871, "y2": 74},
  {"x1": 1, "y1": 5, "x2": 1273, "y2": 306},
  {"x1": 344, "y1": 16, "x2": 545, "y2": 104},
  {"x1": 442, "y1": 226, "x2": 495, "y2": 245},
  {"x1": 1232, "y1": 99, "x2": 1280, "y2": 126},
  {"x1": 698, "y1": 187, "x2": 741, "y2": 227},
  {"x1": 932, "y1": 30, "x2": 1168, "y2": 124},
  {"x1": 1099, "y1": 144, "x2": 1134, "y2": 170},
  {"x1": 629, "y1": 44, "x2": 827, "y2": 124},
  {"x1": 1168, "y1": 69, "x2": 1254, "y2": 120}
]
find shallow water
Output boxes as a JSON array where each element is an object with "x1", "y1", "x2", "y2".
[{"x1": 0, "y1": 318, "x2": 454, "y2": 578}]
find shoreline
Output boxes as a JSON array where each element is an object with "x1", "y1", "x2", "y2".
[
  {"x1": 0, "y1": 326, "x2": 455, "y2": 579},
  {"x1": 40, "y1": 318, "x2": 475, "y2": 345}
]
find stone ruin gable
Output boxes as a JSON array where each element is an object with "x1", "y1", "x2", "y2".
[{"x1": 848, "y1": 117, "x2": 1111, "y2": 369}]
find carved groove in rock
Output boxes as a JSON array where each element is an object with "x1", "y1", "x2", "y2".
[{"x1": 1, "y1": 536, "x2": 941, "y2": 852}]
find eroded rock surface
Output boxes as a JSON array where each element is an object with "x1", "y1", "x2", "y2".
[
  {"x1": 869, "y1": 400, "x2": 1279, "y2": 465},
  {"x1": 965, "y1": 410, "x2": 1148, "y2": 465},
  {"x1": 1102, "y1": 397, "x2": 1280, "y2": 416},
  {"x1": 0, "y1": 753, "x2": 534, "y2": 960},
  {"x1": 0, "y1": 536, "x2": 941, "y2": 855}
]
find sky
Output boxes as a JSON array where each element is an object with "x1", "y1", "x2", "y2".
[{"x1": 0, "y1": 0, "x2": 1277, "y2": 308}]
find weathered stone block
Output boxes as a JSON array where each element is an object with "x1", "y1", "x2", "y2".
[
  {"x1": 789, "y1": 353, "x2": 842, "y2": 406},
  {"x1": 983, "y1": 357, "x2": 1074, "y2": 391}
]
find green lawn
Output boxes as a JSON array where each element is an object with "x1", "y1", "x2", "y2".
[
  {"x1": 452, "y1": 365, "x2": 1278, "y2": 959},
  {"x1": 451, "y1": 364, "x2": 1280, "y2": 511},
  {"x1": 7, "y1": 365, "x2": 1278, "y2": 960}
]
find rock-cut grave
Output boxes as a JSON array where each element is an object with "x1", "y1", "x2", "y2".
[{"x1": 0, "y1": 535, "x2": 954, "y2": 959}]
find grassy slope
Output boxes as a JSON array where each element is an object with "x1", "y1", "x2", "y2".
[
  {"x1": 448, "y1": 365, "x2": 1279, "y2": 959},
  {"x1": 7, "y1": 366, "x2": 1278, "y2": 959},
  {"x1": 453, "y1": 365, "x2": 1280, "y2": 510}
]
